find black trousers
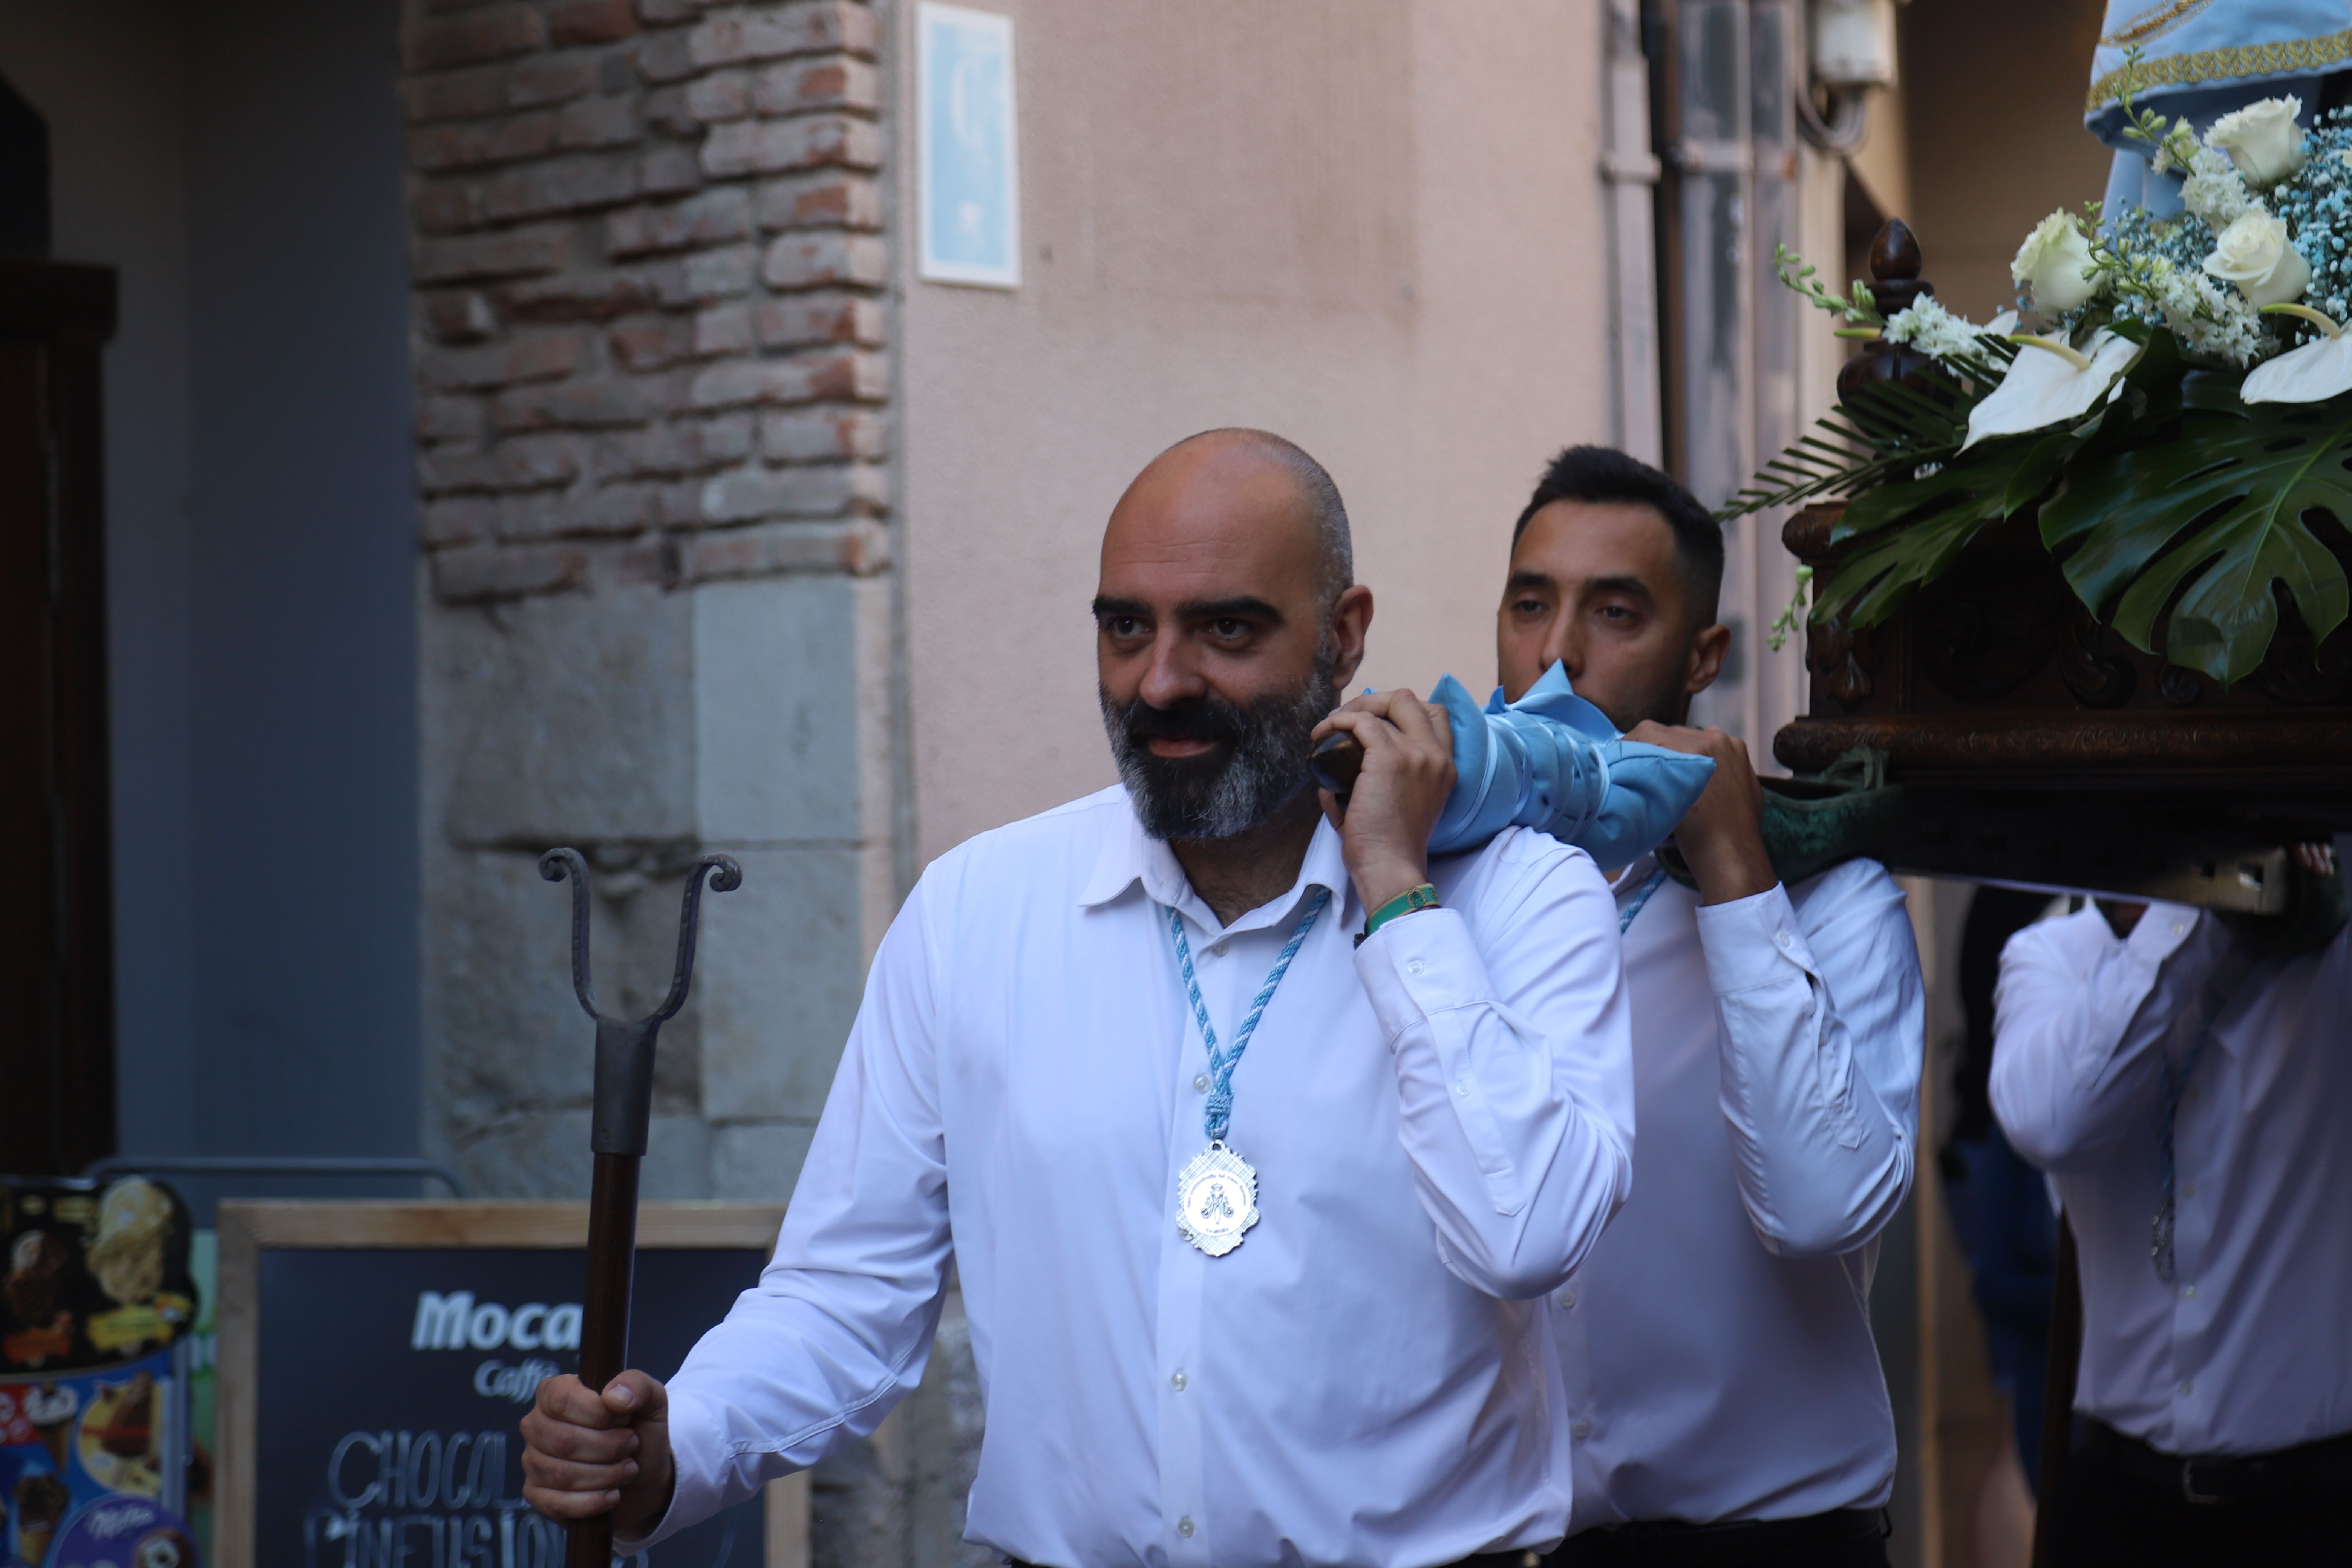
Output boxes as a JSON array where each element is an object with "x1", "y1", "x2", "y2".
[
  {"x1": 1542, "y1": 1509, "x2": 1890, "y2": 1568},
  {"x1": 2043, "y1": 1420, "x2": 2352, "y2": 1567}
]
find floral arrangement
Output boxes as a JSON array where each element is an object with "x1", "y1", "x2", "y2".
[{"x1": 1740, "y1": 55, "x2": 2352, "y2": 685}]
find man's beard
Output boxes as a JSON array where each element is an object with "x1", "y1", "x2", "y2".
[{"x1": 1100, "y1": 664, "x2": 1338, "y2": 842}]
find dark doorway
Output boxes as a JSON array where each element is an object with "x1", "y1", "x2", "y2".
[{"x1": 0, "y1": 258, "x2": 117, "y2": 1174}]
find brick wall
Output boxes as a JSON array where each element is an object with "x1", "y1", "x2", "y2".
[
  {"x1": 401, "y1": 0, "x2": 890, "y2": 604},
  {"x1": 403, "y1": 0, "x2": 903, "y2": 1207}
]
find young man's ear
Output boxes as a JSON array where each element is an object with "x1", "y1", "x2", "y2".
[{"x1": 1683, "y1": 622, "x2": 1732, "y2": 698}]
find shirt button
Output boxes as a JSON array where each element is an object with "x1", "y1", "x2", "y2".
[
  {"x1": 1210, "y1": 941, "x2": 1229, "y2": 958},
  {"x1": 2179, "y1": 1380, "x2": 2194, "y2": 1396},
  {"x1": 1194, "y1": 1074, "x2": 1211, "y2": 1093},
  {"x1": 2183, "y1": 1285, "x2": 2198, "y2": 1300},
  {"x1": 2182, "y1": 1183, "x2": 2196, "y2": 1199},
  {"x1": 1571, "y1": 1421, "x2": 1592, "y2": 1440},
  {"x1": 1775, "y1": 931, "x2": 1793, "y2": 949},
  {"x1": 1171, "y1": 1369, "x2": 1188, "y2": 1391},
  {"x1": 1455, "y1": 1080, "x2": 1472, "y2": 1097},
  {"x1": 1406, "y1": 959, "x2": 1426, "y2": 976},
  {"x1": 1557, "y1": 1289, "x2": 1577, "y2": 1309},
  {"x1": 1177, "y1": 1518, "x2": 1195, "y2": 1539},
  {"x1": 2172, "y1": 921, "x2": 2188, "y2": 937}
]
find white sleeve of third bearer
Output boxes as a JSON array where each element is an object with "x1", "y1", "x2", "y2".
[{"x1": 1352, "y1": 829, "x2": 1637, "y2": 1301}]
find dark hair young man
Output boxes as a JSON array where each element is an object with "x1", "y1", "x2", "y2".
[{"x1": 1502, "y1": 447, "x2": 1924, "y2": 1568}]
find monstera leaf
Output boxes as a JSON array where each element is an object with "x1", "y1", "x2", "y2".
[
  {"x1": 1813, "y1": 426, "x2": 2080, "y2": 626},
  {"x1": 2039, "y1": 397, "x2": 2352, "y2": 684}
]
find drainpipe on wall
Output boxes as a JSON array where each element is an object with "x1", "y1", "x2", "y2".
[{"x1": 1602, "y1": 0, "x2": 1665, "y2": 468}]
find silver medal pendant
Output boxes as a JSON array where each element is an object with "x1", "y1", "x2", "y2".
[{"x1": 1176, "y1": 1141, "x2": 1260, "y2": 1256}]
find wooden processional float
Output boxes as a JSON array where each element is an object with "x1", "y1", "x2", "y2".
[{"x1": 1776, "y1": 221, "x2": 2352, "y2": 1568}]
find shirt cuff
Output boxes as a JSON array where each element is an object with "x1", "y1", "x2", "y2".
[
  {"x1": 1692, "y1": 882, "x2": 1816, "y2": 995},
  {"x1": 1352, "y1": 905, "x2": 1494, "y2": 1042},
  {"x1": 620, "y1": 1387, "x2": 726, "y2": 1552}
]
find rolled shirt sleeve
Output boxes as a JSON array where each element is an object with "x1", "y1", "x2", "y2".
[
  {"x1": 1692, "y1": 862, "x2": 1923, "y2": 1258},
  {"x1": 1353, "y1": 829, "x2": 1637, "y2": 1301}
]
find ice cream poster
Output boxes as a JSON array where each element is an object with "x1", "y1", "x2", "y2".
[{"x1": 2, "y1": 1179, "x2": 198, "y2": 1568}]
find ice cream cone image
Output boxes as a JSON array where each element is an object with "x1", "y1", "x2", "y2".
[
  {"x1": 24, "y1": 1381, "x2": 79, "y2": 1471},
  {"x1": 14, "y1": 1475, "x2": 69, "y2": 1568}
]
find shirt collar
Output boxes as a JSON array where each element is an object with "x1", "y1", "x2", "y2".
[{"x1": 1080, "y1": 789, "x2": 1351, "y2": 936}]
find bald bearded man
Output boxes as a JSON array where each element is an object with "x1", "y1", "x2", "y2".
[{"x1": 516, "y1": 429, "x2": 1638, "y2": 1568}]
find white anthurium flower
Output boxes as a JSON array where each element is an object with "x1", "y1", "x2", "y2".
[
  {"x1": 2242, "y1": 304, "x2": 2352, "y2": 403},
  {"x1": 1962, "y1": 330, "x2": 2142, "y2": 449},
  {"x1": 2011, "y1": 211, "x2": 2102, "y2": 314},
  {"x1": 2207, "y1": 96, "x2": 2306, "y2": 188},
  {"x1": 2203, "y1": 208, "x2": 2312, "y2": 307}
]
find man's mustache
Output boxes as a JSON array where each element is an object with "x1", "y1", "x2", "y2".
[{"x1": 1115, "y1": 697, "x2": 1250, "y2": 747}]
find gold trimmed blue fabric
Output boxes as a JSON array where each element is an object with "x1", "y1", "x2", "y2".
[{"x1": 2086, "y1": 0, "x2": 2352, "y2": 123}]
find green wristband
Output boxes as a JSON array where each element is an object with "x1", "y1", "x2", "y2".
[{"x1": 1357, "y1": 883, "x2": 1439, "y2": 946}]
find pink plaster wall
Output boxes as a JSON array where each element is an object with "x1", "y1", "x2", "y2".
[{"x1": 896, "y1": 0, "x2": 1614, "y2": 866}]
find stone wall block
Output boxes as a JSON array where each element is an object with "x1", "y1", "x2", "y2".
[
  {"x1": 683, "y1": 516, "x2": 890, "y2": 581},
  {"x1": 750, "y1": 57, "x2": 880, "y2": 116},
  {"x1": 699, "y1": 459, "x2": 884, "y2": 522},
  {"x1": 755, "y1": 292, "x2": 885, "y2": 348},
  {"x1": 431, "y1": 540, "x2": 591, "y2": 602},
  {"x1": 440, "y1": 588, "x2": 697, "y2": 839},
  {"x1": 700, "y1": 114, "x2": 880, "y2": 178},
  {"x1": 419, "y1": 329, "x2": 586, "y2": 390},
  {"x1": 550, "y1": 0, "x2": 642, "y2": 46},
  {"x1": 709, "y1": 1122, "x2": 818, "y2": 1202},
  {"x1": 409, "y1": 5, "x2": 549, "y2": 73},
  {"x1": 606, "y1": 188, "x2": 754, "y2": 257},
  {"x1": 414, "y1": 224, "x2": 575, "y2": 283},
  {"x1": 694, "y1": 844, "x2": 881, "y2": 1120},
  {"x1": 760, "y1": 232, "x2": 887, "y2": 290},
  {"x1": 758, "y1": 408, "x2": 886, "y2": 462},
  {"x1": 445, "y1": 1107, "x2": 713, "y2": 1200},
  {"x1": 688, "y1": 4, "x2": 878, "y2": 70}
]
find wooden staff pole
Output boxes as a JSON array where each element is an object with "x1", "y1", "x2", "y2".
[{"x1": 541, "y1": 850, "x2": 741, "y2": 1568}]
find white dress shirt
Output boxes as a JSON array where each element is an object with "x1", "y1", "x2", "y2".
[
  {"x1": 1992, "y1": 902, "x2": 2352, "y2": 1457},
  {"x1": 1552, "y1": 855, "x2": 1923, "y2": 1531},
  {"x1": 641, "y1": 786, "x2": 1637, "y2": 1568}
]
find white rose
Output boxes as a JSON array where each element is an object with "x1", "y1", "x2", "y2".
[
  {"x1": 2203, "y1": 208, "x2": 2311, "y2": 307},
  {"x1": 2207, "y1": 96, "x2": 2306, "y2": 188},
  {"x1": 2011, "y1": 211, "x2": 2101, "y2": 314}
]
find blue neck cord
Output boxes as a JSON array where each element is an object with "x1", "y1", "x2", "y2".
[
  {"x1": 1166, "y1": 888, "x2": 1332, "y2": 1144},
  {"x1": 1618, "y1": 867, "x2": 1671, "y2": 935}
]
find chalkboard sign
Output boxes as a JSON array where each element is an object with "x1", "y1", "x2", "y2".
[{"x1": 214, "y1": 1205, "x2": 795, "y2": 1568}]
